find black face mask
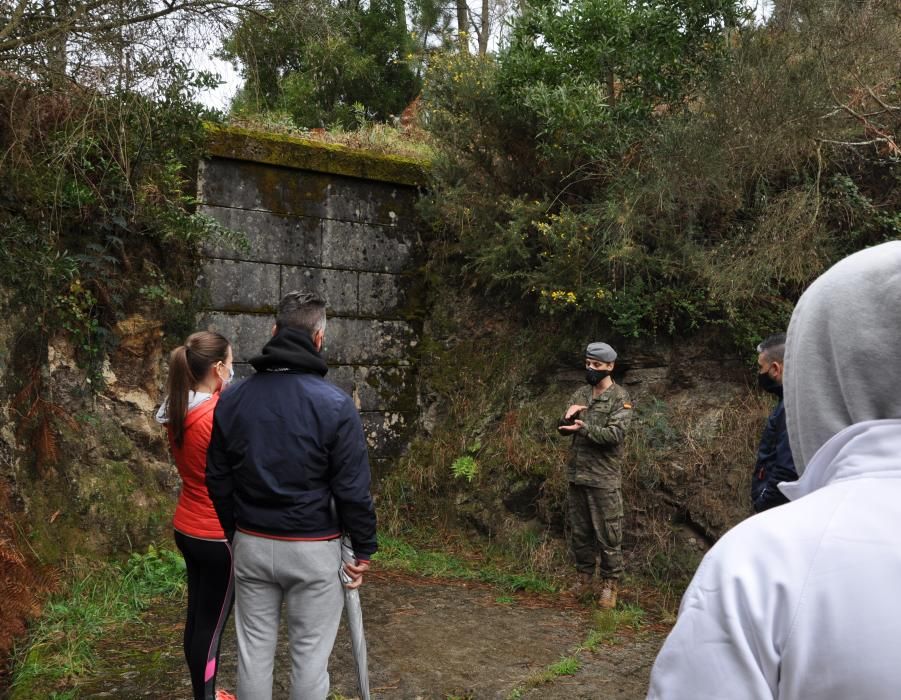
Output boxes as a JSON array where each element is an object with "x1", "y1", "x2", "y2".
[
  {"x1": 586, "y1": 368, "x2": 611, "y2": 386},
  {"x1": 757, "y1": 370, "x2": 781, "y2": 395}
]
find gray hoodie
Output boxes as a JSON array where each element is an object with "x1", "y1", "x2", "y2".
[
  {"x1": 648, "y1": 241, "x2": 901, "y2": 700},
  {"x1": 783, "y1": 240, "x2": 901, "y2": 475}
]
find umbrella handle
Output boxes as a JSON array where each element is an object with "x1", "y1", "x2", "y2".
[{"x1": 339, "y1": 536, "x2": 357, "y2": 585}]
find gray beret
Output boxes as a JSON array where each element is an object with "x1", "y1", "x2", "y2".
[{"x1": 586, "y1": 342, "x2": 617, "y2": 362}]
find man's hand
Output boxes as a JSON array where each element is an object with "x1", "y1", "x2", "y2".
[
  {"x1": 558, "y1": 418, "x2": 585, "y2": 433},
  {"x1": 565, "y1": 404, "x2": 588, "y2": 420},
  {"x1": 343, "y1": 559, "x2": 371, "y2": 589}
]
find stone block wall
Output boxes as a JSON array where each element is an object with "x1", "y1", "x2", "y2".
[{"x1": 196, "y1": 128, "x2": 428, "y2": 470}]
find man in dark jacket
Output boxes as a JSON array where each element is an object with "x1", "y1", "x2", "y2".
[
  {"x1": 206, "y1": 290, "x2": 376, "y2": 700},
  {"x1": 752, "y1": 332, "x2": 798, "y2": 513}
]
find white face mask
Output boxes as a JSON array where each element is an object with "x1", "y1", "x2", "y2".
[{"x1": 217, "y1": 362, "x2": 234, "y2": 390}]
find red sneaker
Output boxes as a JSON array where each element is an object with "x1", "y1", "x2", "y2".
[{"x1": 215, "y1": 690, "x2": 237, "y2": 700}]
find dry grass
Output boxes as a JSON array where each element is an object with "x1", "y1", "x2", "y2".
[
  {"x1": 226, "y1": 113, "x2": 435, "y2": 162},
  {"x1": 620, "y1": 388, "x2": 771, "y2": 609},
  {"x1": 0, "y1": 478, "x2": 57, "y2": 674}
]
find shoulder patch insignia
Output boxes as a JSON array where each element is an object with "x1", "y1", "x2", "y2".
[{"x1": 623, "y1": 402, "x2": 633, "y2": 409}]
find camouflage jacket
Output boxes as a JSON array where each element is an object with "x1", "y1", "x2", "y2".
[{"x1": 560, "y1": 383, "x2": 633, "y2": 487}]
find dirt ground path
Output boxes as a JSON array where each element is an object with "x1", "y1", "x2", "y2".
[{"x1": 76, "y1": 571, "x2": 665, "y2": 699}]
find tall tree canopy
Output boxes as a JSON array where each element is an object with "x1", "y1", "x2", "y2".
[{"x1": 223, "y1": 0, "x2": 422, "y2": 127}]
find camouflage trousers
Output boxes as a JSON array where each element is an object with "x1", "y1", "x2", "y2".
[{"x1": 567, "y1": 483, "x2": 624, "y2": 579}]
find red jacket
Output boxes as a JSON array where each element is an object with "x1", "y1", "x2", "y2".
[{"x1": 168, "y1": 395, "x2": 225, "y2": 539}]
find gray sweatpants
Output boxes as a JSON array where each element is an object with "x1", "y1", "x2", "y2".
[{"x1": 233, "y1": 533, "x2": 344, "y2": 700}]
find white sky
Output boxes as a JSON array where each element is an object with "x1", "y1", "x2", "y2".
[{"x1": 187, "y1": 44, "x2": 240, "y2": 112}]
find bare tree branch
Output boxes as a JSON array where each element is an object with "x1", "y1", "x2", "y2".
[
  {"x1": 0, "y1": 0, "x2": 261, "y2": 55},
  {"x1": 857, "y1": 76, "x2": 901, "y2": 113}
]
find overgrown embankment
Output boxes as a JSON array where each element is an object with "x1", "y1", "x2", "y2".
[
  {"x1": 2, "y1": 0, "x2": 899, "y2": 693},
  {"x1": 0, "y1": 72, "x2": 230, "y2": 683},
  {"x1": 373, "y1": 0, "x2": 900, "y2": 607},
  {"x1": 378, "y1": 288, "x2": 769, "y2": 610}
]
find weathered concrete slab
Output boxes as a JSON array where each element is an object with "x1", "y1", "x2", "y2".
[
  {"x1": 322, "y1": 221, "x2": 412, "y2": 273},
  {"x1": 323, "y1": 318, "x2": 416, "y2": 365},
  {"x1": 200, "y1": 259, "x2": 281, "y2": 312},
  {"x1": 281, "y1": 266, "x2": 358, "y2": 316},
  {"x1": 199, "y1": 312, "x2": 274, "y2": 363},
  {"x1": 205, "y1": 123, "x2": 429, "y2": 187},
  {"x1": 324, "y1": 177, "x2": 419, "y2": 228},
  {"x1": 200, "y1": 159, "x2": 420, "y2": 228},
  {"x1": 199, "y1": 204, "x2": 321, "y2": 266},
  {"x1": 358, "y1": 271, "x2": 406, "y2": 317},
  {"x1": 355, "y1": 365, "x2": 417, "y2": 412}
]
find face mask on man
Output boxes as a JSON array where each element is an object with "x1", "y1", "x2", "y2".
[
  {"x1": 586, "y1": 368, "x2": 611, "y2": 386},
  {"x1": 758, "y1": 369, "x2": 780, "y2": 394}
]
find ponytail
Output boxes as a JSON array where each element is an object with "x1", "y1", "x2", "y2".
[
  {"x1": 164, "y1": 331, "x2": 230, "y2": 448},
  {"x1": 166, "y1": 346, "x2": 195, "y2": 448}
]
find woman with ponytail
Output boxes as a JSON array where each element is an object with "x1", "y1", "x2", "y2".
[{"x1": 156, "y1": 331, "x2": 236, "y2": 700}]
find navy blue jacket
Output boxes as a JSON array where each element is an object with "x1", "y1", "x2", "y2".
[
  {"x1": 205, "y1": 327, "x2": 377, "y2": 560},
  {"x1": 752, "y1": 392, "x2": 798, "y2": 513}
]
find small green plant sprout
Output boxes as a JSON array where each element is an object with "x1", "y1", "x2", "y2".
[
  {"x1": 451, "y1": 455, "x2": 478, "y2": 482},
  {"x1": 495, "y1": 594, "x2": 515, "y2": 605},
  {"x1": 527, "y1": 655, "x2": 582, "y2": 686},
  {"x1": 548, "y1": 656, "x2": 581, "y2": 677}
]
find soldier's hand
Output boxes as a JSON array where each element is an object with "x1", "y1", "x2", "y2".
[
  {"x1": 343, "y1": 559, "x2": 371, "y2": 589},
  {"x1": 558, "y1": 419, "x2": 585, "y2": 433},
  {"x1": 565, "y1": 404, "x2": 588, "y2": 420}
]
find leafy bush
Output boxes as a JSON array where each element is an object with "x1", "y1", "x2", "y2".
[
  {"x1": 223, "y1": 0, "x2": 421, "y2": 128},
  {"x1": 0, "y1": 69, "x2": 233, "y2": 378},
  {"x1": 420, "y1": 0, "x2": 901, "y2": 349}
]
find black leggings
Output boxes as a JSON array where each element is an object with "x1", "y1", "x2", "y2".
[{"x1": 174, "y1": 531, "x2": 234, "y2": 700}]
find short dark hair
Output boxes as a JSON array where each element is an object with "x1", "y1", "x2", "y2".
[
  {"x1": 757, "y1": 333, "x2": 786, "y2": 362},
  {"x1": 276, "y1": 290, "x2": 327, "y2": 334}
]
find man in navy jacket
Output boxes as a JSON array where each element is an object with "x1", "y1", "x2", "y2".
[
  {"x1": 206, "y1": 290, "x2": 376, "y2": 700},
  {"x1": 752, "y1": 333, "x2": 798, "y2": 513}
]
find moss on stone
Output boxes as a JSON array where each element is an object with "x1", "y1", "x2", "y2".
[{"x1": 205, "y1": 123, "x2": 431, "y2": 188}]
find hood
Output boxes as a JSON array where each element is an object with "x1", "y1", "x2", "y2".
[
  {"x1": 249, "y1": 326, "x2": 328, "y2": 376},
  {"x1": 784, "y1": 241, "x2": 901, "y2": 476},
  {"x1": 154, "y1": 391, "x2": 213, "y2": 424},
  {"x1": 780, "y1": 419, "x2": 901, "y2": 500}
]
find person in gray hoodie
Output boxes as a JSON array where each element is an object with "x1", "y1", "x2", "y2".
[{"x1": 647, "y1": 241, "x2": 901, "y2": 699}]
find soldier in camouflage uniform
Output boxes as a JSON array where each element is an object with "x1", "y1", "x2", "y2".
[{"x1": 557, "y1": 342, "x2": 633, "y2": 608}]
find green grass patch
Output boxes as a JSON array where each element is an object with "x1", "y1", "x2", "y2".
[
  {"x1": 525, "y1": 655, "x2": 582, "y2": 686},
  {"x1": 579, "y1": 603, "x2": 647, "y2": 652},
  {"x1": 373, "y1": 533, "x2": 556, "y2": 594},
  {"x1": 10, "y1": 546, "x2": 185, "y2": 698}
]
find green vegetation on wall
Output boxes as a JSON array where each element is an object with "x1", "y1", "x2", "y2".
[{"x1": 0, "y1": 71, "x2": 236, "y2": 381}]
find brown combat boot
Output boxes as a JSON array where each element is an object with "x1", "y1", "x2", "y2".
[{"x1": 598, "y1": 579, "x2": 618, "y2": 609}]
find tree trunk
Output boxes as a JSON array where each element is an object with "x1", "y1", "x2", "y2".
[
  {"x1": 456, "y1": 0, "x2": 469, "y2": 52},
  {"x1": 477, "y1": 0, "x2": 490, "y2": 55},
  {"x1": 45, "y1": 0, "x2": 69, "y2": 82}
]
